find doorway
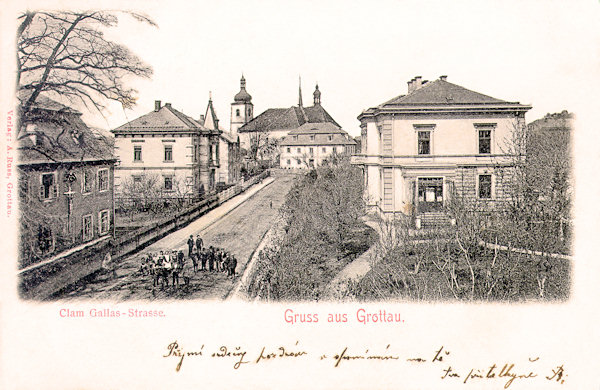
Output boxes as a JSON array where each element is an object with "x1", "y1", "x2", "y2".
[{"x1": 418, "y1": 177, "x2": 444, "y2": 212}]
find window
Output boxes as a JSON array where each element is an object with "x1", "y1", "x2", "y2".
[
  {"x1": 297, "y1": 147, "x2": 301, "y2": 153},
  {"x1": 82, "y1": 215, "x2": 93, "y2": 241},
  {"x1": 164, "y1": 177, "x2": 173, "y2": 191},
  {"x1": 309, "y1": 147, "x2": 314, "y2": 155},
  {"x1": 98, "y1": 210, "x2": 110, "y2": 235},
  {"x1": 133, "y1": 175, "x2": 142, "y2": 184},
  {"x1": 247, "y1": 108, "x2": 252, "y2": 117},
  {"x1": 287, "y1": 159, "x2": 291, "y2": 165},
  {"x1": 287, "y1": 147, "x2": 291, "y2": 153},
  {"x1": 193, "y1": 145, "x2": 198, "y2": 162},
  {"x1": 293, "y1": 135, "x2": 298, "y2": 141},
  {"x1": 97, "y1": 169, "x2": 109, "y2": 192},
  {"x1": 297, "y1": 159, "x2": 301, "y2": 164},
  {"x1": 310, "y1": 135, "x2": 315, "y2": 141},
  {"x1": 322, "y1": 147, "x2": 326, "y2": 153},
  {"x1": 418, "y1": 131, "x2": 431, "y2": 155},
  {"x1": 328, "y1": 135, "x2": 333, "y2": 141},
  {"x1": 478, "y1": 174, "x2": 492, "y2": 199},
  {"x1": 478, "y1": 130, "x2": 491, "y2": 154},
  {"x1": 236, "y1": 109, "x2": 240, "y2": 117},
  {"x1": 164, "y1": 145, "x2": 173, "y2": 162},
  {"x1": 40, "y1": 173, "x2": 57, "y2": 200},
  {"x1": 82, "y1": 170, "x2": 93, "y2": 193},
  {"x1": 134, "y1": 145, "x2": 142, "y2": 161}
]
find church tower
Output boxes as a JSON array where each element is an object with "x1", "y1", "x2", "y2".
[{"x1": 230, "y1": 75, "x2": 253, "y2": 140}]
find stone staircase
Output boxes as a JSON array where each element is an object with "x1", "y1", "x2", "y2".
[{"x1": 418, "y1": 211, "x2": 453, "y2": 228}]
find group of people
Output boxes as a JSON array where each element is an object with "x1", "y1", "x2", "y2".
[
  {"x1": 187, "y1": 234, "x2": 238, "y2": 277},
  {"x1": 138, "y1": 234, "x2": 238, "y2": 290},
  {"x1": 139, "y1": 249, "x2": 188, "y2": 289}
]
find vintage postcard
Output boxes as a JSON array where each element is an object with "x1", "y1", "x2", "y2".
[{"x1": 1, "y1": 0, "x2": 599, "y2": 388}]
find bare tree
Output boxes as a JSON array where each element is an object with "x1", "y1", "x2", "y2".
[{"x1": 16, "y1": 10, "x2": 156, "y2": 135}]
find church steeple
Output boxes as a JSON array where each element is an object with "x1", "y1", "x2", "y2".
[
  {"x1": 298, "y1": 76, "x2": 303, "y2": 107},
  {"x1": 231, "y1": 74, "x2": 254, "y2": 145},
  {"x1": 313, "y1": 83, "x2": 321, "y2": 105}
]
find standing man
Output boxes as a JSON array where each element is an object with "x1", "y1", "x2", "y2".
[
  {"x1": 195, "y1": 235, "x2": 203, "y2": 253},
  {"x1": 187, "y1": 235, "x2": 194, "y2": 258}
]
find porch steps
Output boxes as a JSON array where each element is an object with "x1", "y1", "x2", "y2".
[{"x1": 419, "y1": 212, "x2": 452, "y2": 227}]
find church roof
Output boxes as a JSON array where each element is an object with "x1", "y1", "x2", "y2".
[
  {"x1": 239, "y1": 104, "x2": 340, "y2": 133},
  {"x1": 360, "y1": 77, "x2": 531, "y2": 119},
  {"x1": 234, "y1": 75, "x2": 252, "y2": 102}
]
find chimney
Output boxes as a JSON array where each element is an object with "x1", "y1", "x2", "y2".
[
  {"x1": 407, "y1": 78, "x2": 415, "y2": 94},
  {"x1": 414, "y1": 76, "x2": 422, "y2": 90},
  {"x1": 199, "y1": 114, "x2": 205, "y2": 123},
  {"x1": 154, "y1": 100, "x2": 161, "y2": 111},
  {"x1": 165, "y1": 103, "x2": 172, "y2": 109},
  {"x1": 439, "y1": 75, "x2": 447, "y2": 81}
]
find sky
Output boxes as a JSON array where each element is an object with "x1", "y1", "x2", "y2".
[{"x1": 7, "y1": 0, "x2": 600, "y2": 137}]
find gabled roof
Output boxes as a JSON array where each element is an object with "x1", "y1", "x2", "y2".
[
  {"x1": 360, "y1": 78, "x2": 531, "y2": 119},
  {"x1": 18, "y1": 98, "x2": 114, "y2": 165},
  {"x1": 112, "y1": 104, "x2": 215, "y2": 134},
  {"x1": 239, "y1": 104, "x2": 339, "y2": 133}
]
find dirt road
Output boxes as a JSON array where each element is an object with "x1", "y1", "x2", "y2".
[{"x1": 58, "y1": 172, "x2": 296, "y2": 300}]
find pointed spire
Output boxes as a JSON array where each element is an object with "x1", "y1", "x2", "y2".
[
  {"x1": 204, "y1": 92, "x2": 219, "y2": 130},
  {"x1": 298, "y1": 75, "x2": 303, "y2": 107},
  {"x1": 240, "y1": 74, "x2": 246, "y2": 89}
]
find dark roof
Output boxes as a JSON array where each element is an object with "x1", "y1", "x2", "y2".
[
  {"x1": 383, "y1": 79, "x2": 510, "y2": 105},
  {"x1": 239, "y1": 104, "x2": 340, "y2": 133},
  {"x1": 360, "y1": 78, "x2": 531, "y2": 119},
  {"x1": 17, "y1": 91, "x2": 82, "y2": 114},
  {"x1": 18, "y1": 100, "x2": 114, "y2": 165},
  {"x1": 112, "y1": 104, "x2": 219, "y2": 135}
]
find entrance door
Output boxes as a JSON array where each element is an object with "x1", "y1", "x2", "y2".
[{"x1": 418, "y1": 177, "x2": 444, "y2": 212}]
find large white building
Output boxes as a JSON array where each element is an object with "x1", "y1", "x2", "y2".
[
  {"x1": 279, "y1": 122, "x2": 356, "y2": 169},
  {"x1": 112, "y1": 100, "x2": 221, "y2": 197},
  {"x1": 352, "y1": 75, "x2": 531, "y2": 220}
]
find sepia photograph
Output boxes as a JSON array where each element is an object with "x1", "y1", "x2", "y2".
[{"x1": 1, "y1": 0, "x2": 599, "y2": 389}]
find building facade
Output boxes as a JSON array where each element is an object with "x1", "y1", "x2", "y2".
[
  {"x1": 112, "y1": 101, "x2": 221, "y2": 197},
  {"x1": 17, "y1": 96, "x2": 116, "y2": 268},
  {"x1": 352, "y1": 75, "x2": 531, "y2": 218},
  {"x1": 200, "y1": 94, "x2": 241, "y2": 185},
  {"x1": 280, "y1": 122, "x2": 356, "y2": 169}
]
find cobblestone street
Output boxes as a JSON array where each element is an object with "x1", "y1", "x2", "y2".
[{"x1": 59, "y1": 172, "x2": 296, "y2": 300}]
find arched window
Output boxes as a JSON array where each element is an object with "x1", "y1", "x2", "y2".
[{"x1": 236, "y1": 109, "x2": 240, "y2": 117}]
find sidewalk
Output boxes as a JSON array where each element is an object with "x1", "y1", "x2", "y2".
[
  {"x1": 122, "y1": 176, "x2": 275, "y2": 257},
  {"x1": 322, "y1": 219, "x2": 383, "y2": 301}
]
